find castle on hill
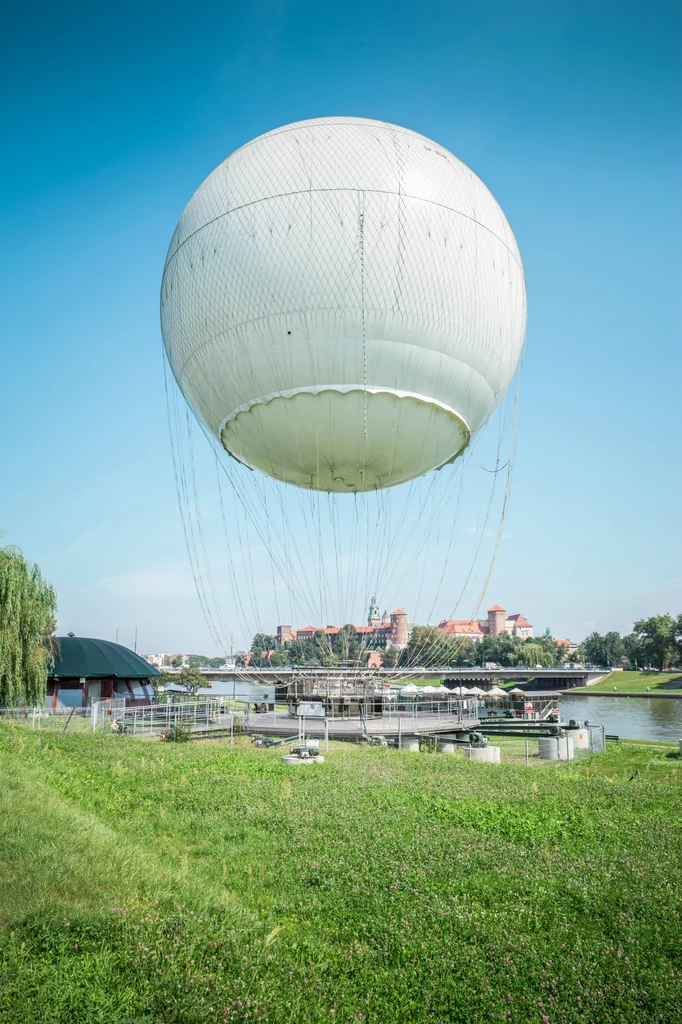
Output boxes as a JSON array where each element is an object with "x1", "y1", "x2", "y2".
[
  {"x1": 277, "y1": 601, "x2": 533, "y2": 653},
  {"x1": 277, "y1": 598, "x2": 409, "y2": 649}
]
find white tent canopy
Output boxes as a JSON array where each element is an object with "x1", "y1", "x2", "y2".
[
  {"x1": 467, "y1": 686, "x2": 485, "y2": 696},
  {"x1": 508, "y1": 687, "x2": 527, "y2": 696},
  {"x1": 487, "y1": 686, "x2": 507, "y2": 697},
  {"x1": 400, "y1": 684, "x2": 418, "y2": 694}
]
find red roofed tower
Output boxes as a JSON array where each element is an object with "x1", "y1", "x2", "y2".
[
  {"x1": 390, "y1": 609, "x2": 408, "y2": 647},
  {"x1": 487, "y1": 604, "x2": 506, "y2": 637}
]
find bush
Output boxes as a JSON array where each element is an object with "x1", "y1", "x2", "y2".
[{"x1": 162, "y1": 723, "x2": 191, "y2": 743}]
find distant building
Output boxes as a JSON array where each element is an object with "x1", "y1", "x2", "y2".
[
  {"x1": 277, "y1": 599, "x2": 409, "y2": 650},
  {"x1": 144, "y1": 653, "x2": 189, "y2": 668},
  {"x1": 438, "y1": 604, "x2": 533, "y2": 641}
]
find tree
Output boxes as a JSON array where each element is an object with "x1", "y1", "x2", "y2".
[
  {"x1": 251, "y1": 633, "x2": 277, "y2": 656},
  {"x1": 479, "y1": 633, "x2": 519, "y2": 667},
  {"x1": 0, "y1": 545, "x2": 57, "y2": 707},
  {"x1": 632, "y1": 615, "x2": 675, "y2": 671},
  {"x1": 513, "y1": 641, "x2": 555, "y2": 668},
  {"x1": 674, "y1": 615, "x2": 682, "y2": 667},
  {"x1": 399, "y1": 625, "x2": 456, "y2": 667},
  {"x1": 449, "y1": 639, "x2": 478, "y2": 667},
  {"x1": 582, "y1": 632, "x2": 607, "y2": 667},
  {"x1": 602, "y1": 632, "x2": 624, "y2": 667},
  {"x1": 160, "y1": 667, "x2": 208, "y2": 695},
  {"x1": 189, "y1": 654, "x2": 225, "y2": 668},
  {"x1": 332, "y1": 624, "x2": 365, "y2": 661},
  {"x1": 622, "y1": 633, "x2": 646, "y2": 669},
  {"x1": 249, "y1": 633, "x2": 278, "y2": 666},
  {"x1": 582, "y1": 631, "x2": 623, "y2": 668}
]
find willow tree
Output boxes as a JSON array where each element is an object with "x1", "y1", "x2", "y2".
[{"x1": 0, "y1": 546, "x2": 57, "y2": 706}]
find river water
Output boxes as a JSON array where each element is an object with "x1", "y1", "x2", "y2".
[{"x1": 556, "y1": 695, "x2": 682, "y2": 742}]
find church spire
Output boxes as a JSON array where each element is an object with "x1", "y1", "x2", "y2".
[{"x1": 368, "y1": 595, "x2": 380, "y2": 626}]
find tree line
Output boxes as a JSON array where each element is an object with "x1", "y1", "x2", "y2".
[
  {"x1": 249, "y1": 625, "x2": 572, "y2": 669},
  {"x1": 580, "y1": 615, "x2": 682, "y2": 671}
]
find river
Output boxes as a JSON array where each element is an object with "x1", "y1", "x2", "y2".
[{"x1": 557, "y1": 694, "x2": 682, "y2": 742}]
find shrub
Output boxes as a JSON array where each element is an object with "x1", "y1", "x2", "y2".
[{"x1": 162, "y1": 723, "x2": 191, "y2": 743}]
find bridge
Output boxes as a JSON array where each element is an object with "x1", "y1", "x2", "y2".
[{"x1": 170, "y1": 666, "x2": 609, "y2": 692}]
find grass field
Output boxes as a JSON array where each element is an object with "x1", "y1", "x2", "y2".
[
  {"x1": 577, "y1": 671, "x2": 682, "y2": 693},
  {"x1": 1, "y1": 726, "x2": 681, "y2": 1023}
]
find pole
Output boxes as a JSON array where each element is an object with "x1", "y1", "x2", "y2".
[
  {"x1": 525, "y1": 738, "x2": 529, "y2": 765},
  {"x1": 398, "y1": 717, "x2": 402, "y2": 751},
  {"x1": 134, "y1": 626, "x2": 138, "y2": 652},
  {"x1": 324, "y1": 716, "x2": 329, "y2": 752}
]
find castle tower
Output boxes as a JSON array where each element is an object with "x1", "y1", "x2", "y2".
[
  {"x1": 487, "y1": 605, "x2": 506, "y2": 637},
  {"x1": 390, "y1": 608, "x2": 408, "y2": 647},
  {"x1": 368, "y1": 595, "x2": 380, "y2": 628},
  {"x1": 277, "y1": 625, "x2": 293, "y2": 645}
]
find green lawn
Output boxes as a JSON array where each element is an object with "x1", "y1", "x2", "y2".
[
  {"x1": 577, "y1": 670, "x2": 682, "y2": 693},
  {"x1": 1, "y1": 726, "x2": 681, "y2": 1023}
]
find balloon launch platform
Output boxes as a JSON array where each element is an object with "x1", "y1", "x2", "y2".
[
  {"x1": 261, "y1": 670, "x2": 481, "y2": 741},
  {"x1": 109, "y1": 690, "x2": 481, "y2": 743}
]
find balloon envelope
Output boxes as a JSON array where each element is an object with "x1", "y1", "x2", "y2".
[{"x1": 161, "y1": 117, "x2": 526, "y2": 492}]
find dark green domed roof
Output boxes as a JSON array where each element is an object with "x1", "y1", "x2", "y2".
[{"x1": 50, "y1": 636, "x2": 161, "y2": 680}]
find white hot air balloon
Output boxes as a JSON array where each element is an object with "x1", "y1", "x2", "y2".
[
  {"x1": 161, "y1": 117, "x2": 526, "y2": 493},
  {"x1": 161, "y1": 117, "x2": 526, "y2": 669}
]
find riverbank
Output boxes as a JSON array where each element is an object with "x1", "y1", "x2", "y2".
[
  {"x1": 1, "y1": 724, "x2": 680, "y2": 1023},
  {"x1": 565, "y1": 670, "x2": 682, "y2": 694},
  {"x1": 561, "y1": 689, "x2": 682, "y2": 698}
]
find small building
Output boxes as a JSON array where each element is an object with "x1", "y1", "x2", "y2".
[{"x1": 46, "y1": 635, "x2": 161, "y2": 710}]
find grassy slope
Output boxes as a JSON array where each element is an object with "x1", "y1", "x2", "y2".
[
  {"x1": 577, "y1": 671, "x2": 682, "y2": 693},
  {"x1": 0, "y1": 728, "x2": 681, "y2": 1024}
]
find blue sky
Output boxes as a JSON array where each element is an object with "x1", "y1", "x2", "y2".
[{"x1": 1, "y1": 0, "x2": 679, "y2": 653}]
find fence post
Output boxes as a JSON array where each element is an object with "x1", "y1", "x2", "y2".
[
  {"x1": 324, "y1": 717, "x2": 329, "y2": 752},
  {"x1": 525, "y1": 738, "x2": 529, "y2": 765},
  {"x1": 398, "y1": 717, "x2": 402, "y2": 751}
]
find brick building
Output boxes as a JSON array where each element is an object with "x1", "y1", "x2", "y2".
[
  {"x1": 438, "y1": 604, "x2": 533, "y2": 641},
  {"x1": 277, "y1": 599, "x2": 409, "y2": 650}
]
